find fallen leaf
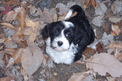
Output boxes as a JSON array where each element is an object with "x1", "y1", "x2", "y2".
[
  {"x1": 5, "y1": 40, "x2": 17, "y2": 49},
  {"x1": 6, "y1": 48, "x2": 24, "y2": 68},
  {"x1": 58, "y1": 12, "x2": 67, "y2": 21},
  {"x1": 84, "y1": 0, "x2": 99, "y2": 9},
  {"x1": 2, "y1": 6, "x2": 11, "y2": 14},
  {"x1": 108, "y1": 42, "x2": 122, "y2": 50},
  {"x1": 66, "y1": 1, "x2": 76, "y2": 8},
  {"x1": 24, "y1": 16, "x2": 40, "y2": 42},
  {"x1": 111, "y1": 1, "x2": 122, "y2": 14},
  {"x1": 43, "y1": 7, "x2": 53, "y2": 23},
  {"x1": 68, "y1": 70, "x2": 93, "y2": 81},
  {"x1": 12, "y1": 27, "x2": 27, "y2": 48},
  {"x1": 111, "y1": 24, "x2": 120, "y2": 36},
  {"x1": 86, "y1": 53, "x2": 122, "y2": 77},
  {"x1": 95, "y1": 3, "x2": 107, "y2": 16},
  {"x1": 4, "y1": 10, "x2": 18, "y2": 21},
  {"x1": 108, "y1": 42, "x2": 122, "y2": 62},
  {"x1": 107, "y1": 77, "x2": 116, "y2": 81},
  {"x1": 21, "y1": 47, "x2": 44, "y2": 77},
  {"x1": 53, "y1": 13, "x2": 57, "y2": 22},
  {"x1": 17, "y1": 7, "x2": 26, "y2": 31},
  {"x1": 109, "y1": 16, "x2": 122, "y2": 23},
  {"x1": 0, "y1": 22, "x2": 14, "y2": 28},
  {"x1": 101, "y1": 32, "x2": 113, "y2": 46},
  {"x1": 92, "y1": 15, "x2": 104, "y2": 27},
  {"x1": 0, "y1": 76, "x2": 16, "y2": 81},
  {"x1": 2, "y1": 53, "x2": 11, "y2": 63},
  {"x1": 96, "y1": 42, "x2": 104, "y2": 53},
  {"x1": 55, "y1": 3, "x2": 69, "y2": 15}
]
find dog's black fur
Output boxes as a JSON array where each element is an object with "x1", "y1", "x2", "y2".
[{"x1": 42, "y1": 5, "x2": 95, "y2": 63}]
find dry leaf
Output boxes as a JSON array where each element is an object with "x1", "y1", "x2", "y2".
[
  {"x1": 17, "y1": 7, "x2": 26, "y2": 31},
  {"x1": 109, "y1": 16, "x2": 122, "y2": 23},
  {"x1": 24, "y1": 16, "x2": 40, "y2": 42},
  {"x1": 43, "y1": 7, "x2": 53, "y2": 23},
  {"x1": 95, "y1": 3, "x2": 107, "y2": 16},
  {"x1": 84, "y1": 0, "x2": 99, "y2": 9},
  {"x1": 108, "y1": 42, "x2": 122, "y2": 62},
  {"x1": 96, "y1": 42, "x2": 104, "y2": 53},
  {"x1": 0, "y1": 22, "x2": 14, "y2": 28},
  {"x1": 86, "y1": 53, "x2": 122, "y2": 77},
  {"x1": 53, "y1": 13, "x2": 57, "y2": 22},
  {"x1": 56, "y1": 3, "x2": 69, "y2": 15},
  {"x1": 6, "y1": 48, "x2": 24, "y2": 68},
  {"x1": 108, "y1": 42, "x2": 122, "y2": 50},
  {"x1": 21, "y1": 47, "x2": 44, "y2": 77},
  {"x1": 68, "y1": 70, "x2": 93, "y2": 81},
  {"x1": 25, "y1": 17, "x2": 39, "y2": 31},
  {"x1": 107, "y1": 77, "x2": 116, "y2": 81},
  {"x1": 58, "y1": 12, "x2": 67, "y2": 21},
  {"x1": 12, "y1": 27, "x2": 27, "y2": 48},
  {"x1": 0, "y1": 76, "x2": 16, "y2": 81},
  {"x1": 4, "y1": 11, "x2": 18, "y2": 21},
  {"x1": 111, "y1": 24, "x2": 120, "y2": 36},
  {"x1": 2, "y1": 53, "x2": 11, "y2": 63}
]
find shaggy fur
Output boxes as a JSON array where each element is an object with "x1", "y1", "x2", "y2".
[{"x1": 42, "y1": 5, "x2": 95, "y2": 64}]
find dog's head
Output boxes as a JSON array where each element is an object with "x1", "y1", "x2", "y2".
[{"x1": 42, "y1": 21, "x2": 75, "y2": 52}]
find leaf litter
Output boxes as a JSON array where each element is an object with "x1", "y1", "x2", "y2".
[{"x1": 0, "y1": 0, "x2": 122, "y2": 81}]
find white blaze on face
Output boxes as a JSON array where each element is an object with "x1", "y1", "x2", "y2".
[{"x1": 52, "y1": 29, "x2": 70, "y2": 52}]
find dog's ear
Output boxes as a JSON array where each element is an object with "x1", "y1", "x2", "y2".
[{"x1": 42, "y1": 24, "x2": 50, "y2": 39}]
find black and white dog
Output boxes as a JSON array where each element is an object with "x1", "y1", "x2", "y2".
[{"x1": 42, "y1": 5, "x2": 95, "y2": 64}]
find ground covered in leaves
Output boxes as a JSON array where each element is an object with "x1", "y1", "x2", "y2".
[{"x1": 0, "y1": 0, "x2": 122, "y2": 81}]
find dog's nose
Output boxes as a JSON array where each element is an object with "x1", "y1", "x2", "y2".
[{"x1": 57, "y1": 41, "x2": 63, "y2": 46}]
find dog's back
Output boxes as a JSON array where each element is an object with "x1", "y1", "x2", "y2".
[{"x1": 65, "y1": 5, "x2": 95, "y2": 46}]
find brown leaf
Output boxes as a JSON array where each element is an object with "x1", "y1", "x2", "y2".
[
  {"x1": 17, "y1": 7, "x2": 26, "y2": 31},
  {"x1": 108, "y1": 42, "x2": 122, "y2": 51},
  {"x1": 68, "y1": 70, "x2": 93, "y2": 81},
  {"x1": 84, "y1": 0, "x2": 99, "y2": 9},
  {"x1": 24, "y1": 16, "x2": 40, "y2": 42},
  {"x1": 53, "y1": 13, "x2": 57, "y2": 22},
  {"x1": 0, "y1": 76, "x2": 16, "y2": 81},
  {"x1": 12, "y1": 27, "x2": 27, "y2": 48},
  {"x1": 2, "y1": 53, "x2": 11, "y2": 63},
  {"x1": 21, "y1": 47, "x2": 45, "y2": 77},
  {"x1": 111, "y1": 24, "x2": 120, "y2": 36},
  {"x1": 96, "y1": 42, "x2": 104, "y2": 53},
  {"x1": 0, "y1": 22, "x2": 14, "y2": 28},
  {"x1": 4, "y1": 10, "x2": 18, "y2": 21},
  {"x1": 86, "y1": 53, "x2": 122, "y2": 77},
  {"x1": 83, "y1": 47, "x2": 96, "y2": 59},
  {"x1": 43, "y1": 7, "x2": 53, "y2": 23},
  {"x1": 7, "y1": 48, "x2": 24, "y2": 68},
  {"x1": 103, "y1": 20, "x2": 110, "y2": 32},
  {"x1": 58, "y1": 12, "x2": 67, "y2": 21}
]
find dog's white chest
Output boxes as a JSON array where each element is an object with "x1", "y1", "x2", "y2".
[{"x1": 46, "y1": 38, "x2": 78, "y2": 64}]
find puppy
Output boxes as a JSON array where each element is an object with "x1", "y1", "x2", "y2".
[{"x1": 42, "y1": 5, "x2": 95, "y2": 64}]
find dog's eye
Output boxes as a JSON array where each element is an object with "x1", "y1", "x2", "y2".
[
  {"x1": 66, "y1": 32, "x2": 72, "y2": 37},
  {"x1": 54, "y1": 30, "x2": 58, "y2": 35}
]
